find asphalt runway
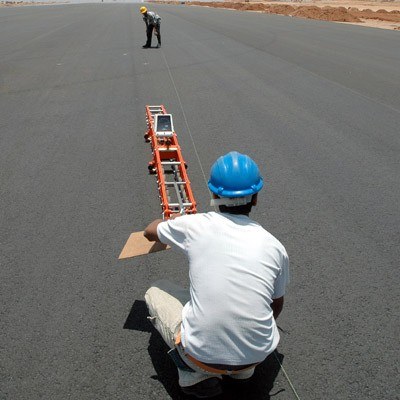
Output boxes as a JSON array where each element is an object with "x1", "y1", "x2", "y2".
[{"x1": 1, "y1": 3, "x2": 399, "y2": 399}]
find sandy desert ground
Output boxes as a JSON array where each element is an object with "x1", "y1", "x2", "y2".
[
  {"x1": 1, "y1": 0, "x2": 400, "y2": 30},
  {"x1": 158, "y1": 0, "x2": 400, "y2": 30}
]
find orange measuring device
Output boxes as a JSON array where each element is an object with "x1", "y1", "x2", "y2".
[
  {"x1": 118, "y1": 105, "x2": 197, "y2": 259},
  {"x1": 144, "y1": 105, "x2": 197, "y2": 219}
]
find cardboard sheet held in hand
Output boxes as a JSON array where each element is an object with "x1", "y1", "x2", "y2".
[{"x1": 118, "y1": 231, "x2": 170, "y2": 259}]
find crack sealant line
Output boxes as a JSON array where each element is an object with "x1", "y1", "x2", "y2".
[
  {"x1": 273, "y1": 351, "x2": 302, "y2": 400},
  {"x1": 161, "y1": 50, "x2": 209, "y2": 190}
]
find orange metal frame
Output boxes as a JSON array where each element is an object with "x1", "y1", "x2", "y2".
[{"x1": 144, "y1": 105, "x2": 197, "y2": 219}]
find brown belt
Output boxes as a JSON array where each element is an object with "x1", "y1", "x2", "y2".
[{"x1": 175, "y1": 331, "x2": 258, "y2": 375}]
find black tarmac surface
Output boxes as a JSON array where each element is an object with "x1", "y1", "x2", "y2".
[{"x1": 1, "y1": 3, "x2": 399, "y2": 399}]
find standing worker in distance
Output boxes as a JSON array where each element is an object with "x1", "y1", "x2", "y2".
[
  {"x1": 140, "y1": 6, "x2": 161, "y2": 49},
  {"x1": 143, "y1": 152, "x2": 290, "y2": 398}
]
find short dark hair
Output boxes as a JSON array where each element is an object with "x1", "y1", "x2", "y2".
[
  {"x1": 219, "y1": 203, "x2": 253, "y2": 215},
  {"x1": 217, "y1": 194, "x2": 256, "y2": 215}
]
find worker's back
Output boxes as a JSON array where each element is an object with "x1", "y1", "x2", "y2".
[
  {"x1": 157, "y1": 211, "x2": 289, "y2": 365},
  {"x1": 144, "y1": 11, "x2": 160, "y2": 25}
]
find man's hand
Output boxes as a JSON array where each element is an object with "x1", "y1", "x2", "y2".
[
  {"x1": 144, "y1": 219, "x2": 163, "y2": 242},
  {"x1": 271, "y1": 296, "x2": 284, "y2": 320}
]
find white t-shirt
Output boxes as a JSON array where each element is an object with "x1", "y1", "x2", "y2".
[{"x1": 157, "y1": 211, "x2": 289, "y2": 365}]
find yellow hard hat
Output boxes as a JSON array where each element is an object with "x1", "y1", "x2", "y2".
[{"x1": 140, "y1": 6, "x2": 147, "y2": 14}]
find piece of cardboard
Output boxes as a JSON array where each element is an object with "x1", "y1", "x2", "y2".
[{"x1": 118, "y1": 231, "x2": 170, "y2": 259}]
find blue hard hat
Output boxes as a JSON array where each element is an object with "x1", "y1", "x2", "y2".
[{"x1": 208, "y1": 151, "x2": 263, "y2": 198}]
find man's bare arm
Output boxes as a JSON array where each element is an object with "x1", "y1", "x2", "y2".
[
  {"x1": 144, "y1": 214, "x2": 182, "y2": 242},
  {"x1": 144, "y1": 219, "x2": 163, "y2": 242},
  {"x1": 271, "y1": 296, "x2": 284, "y2": 320}
]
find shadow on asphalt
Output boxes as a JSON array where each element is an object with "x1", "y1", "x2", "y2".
[{"x1": 124, "y1": 300, "x2": 284, "y2": 399}]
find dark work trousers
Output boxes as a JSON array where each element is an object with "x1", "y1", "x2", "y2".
[{"x1": 145, "y1": 23, "x2": 161, "y2": 47}]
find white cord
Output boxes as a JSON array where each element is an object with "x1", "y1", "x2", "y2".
[
  {"x1": 273, "y1": 351, "x2": 302, "y2": 400},
  {"x1": 161, "y1": 51, "x2": 209, "y2": 188},
  {"x1": 162, "y1": 50, "x2": 301, "y2": 400}
]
